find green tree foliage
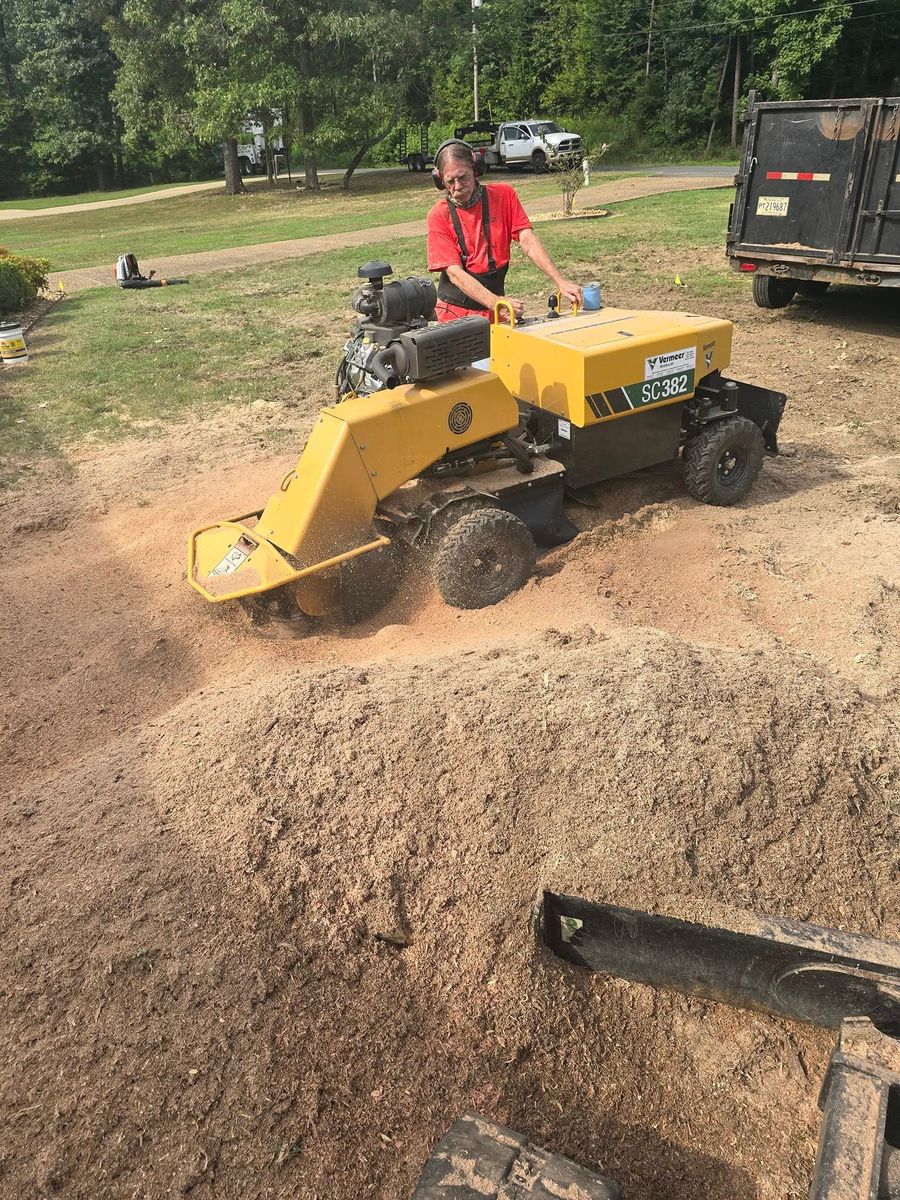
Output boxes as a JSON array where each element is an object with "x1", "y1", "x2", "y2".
[
  {"x1": 0, "y1": 0, "x2": 121, "y2": 194},
  {"x1": 1, "y1": 0, "x2": 899, "y2": 199}
]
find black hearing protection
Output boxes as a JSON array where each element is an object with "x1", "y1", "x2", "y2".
[{"x1": 431, "y1": 138, "x2": 487, "y2": 190}]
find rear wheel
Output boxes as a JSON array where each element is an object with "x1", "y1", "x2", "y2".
[
  {"x1": 431, "y1": 505, "x2": 536, "y2": 609},
  {"x1": 531, "y1": 149, "x2": 548, "y2": 173},
  {"x1": 684, "y1": 415, "x2": 766, "y2": 506},
  {"x1": 752, "y1": 273, "x2": 797, "y2": 308}
]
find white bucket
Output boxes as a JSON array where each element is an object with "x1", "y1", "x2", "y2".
[{"x1": 0, "y1": 321, "x2": 28, "y2": 364}]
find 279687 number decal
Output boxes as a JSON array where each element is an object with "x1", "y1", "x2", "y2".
[{"x1": 640, "y1": 372, "x2": 689, "y2": 404}]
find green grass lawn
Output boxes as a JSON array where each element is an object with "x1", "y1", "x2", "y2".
[
  {"x1": 0, "y1": 187, "x2": 737, "y2": 486},
  {"x1": 0, "y1": 171, "x2": 632, "y2": 272},
  {"x1": 0, "y1": 179, "x2": 224, "y2": 211}
]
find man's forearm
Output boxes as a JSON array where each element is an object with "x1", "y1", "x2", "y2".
[{"x1": 443, "y1": 264, "x2": 501, "y2": 310}]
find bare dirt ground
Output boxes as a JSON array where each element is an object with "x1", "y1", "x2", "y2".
[{"x1": 1, "y1": 264, "x2": 898, "y2": 1200}]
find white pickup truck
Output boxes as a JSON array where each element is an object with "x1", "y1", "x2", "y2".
[
  {"x1": 455, "y1": 120, "x2": 582, "y2": 173},
  {"x1": 237, "y1": 121, "x2": 284, "y2": 176}
]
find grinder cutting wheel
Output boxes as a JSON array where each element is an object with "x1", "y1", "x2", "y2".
[{"x1": 188, "y1": 261, "x2": 786, "y2": 625}]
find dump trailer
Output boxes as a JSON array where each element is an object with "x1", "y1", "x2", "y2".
[
  {"x1": 189, "y1": 263, "x2": 786, "y2": 626},
  {"x1": 727, "y1": 91, "x2": 900, "y2": 308},
  {"x1": 408, "y1": 898, "x2": 900, "y2": 1199}
]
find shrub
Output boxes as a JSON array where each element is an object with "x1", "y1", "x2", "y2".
[
  {"x1": 0, "y1": 247, "x2": 50, "y2": 315},
  {"x1": 0, "y1": 260, "x2": 30, "y2": 315},
  {"x1": 0, "y1": 248, "x2": 49, "y2": 296}
]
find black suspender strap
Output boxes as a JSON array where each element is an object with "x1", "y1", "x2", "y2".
[
  {"x1": 438, "y1": 187, "x2": 508, "y2": 310},
  {"x1": 445, "y1": 189, "x2": 496, "y2": 272},
  {"x1": 481, "y1": 188, "x2": 497, "y2": 272},
  {"x1": 446, "y1": 198, "x2": 468, "y2": 267}
]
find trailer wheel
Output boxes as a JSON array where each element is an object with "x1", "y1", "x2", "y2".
[
  {"x1": 752, "y1": 274, "x2": 797, "y2": 308},
  {"x1": 684, "y1": 415, "x2": 765, "y2": 506},
  {"x1": 431, "y1": 506, "x2": 536, "y2": 609},
  {"x1": 797, "y1": 280, "x2": 830, "y2": 297},
  {"x1": 531, "y1": 149, "x2": 548, "y2": 173}
]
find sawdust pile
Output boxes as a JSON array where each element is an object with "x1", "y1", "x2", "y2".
[{"x1": 4, "y1": 625, "x2": 897, "y2": 1200}]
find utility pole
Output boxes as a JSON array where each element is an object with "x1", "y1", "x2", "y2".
[
  {"x1": 645, "y1": 0, "x2": 655, "y2": 78},
  {"x1": 472, "y1": 0, "x2": 482, "y2": 121},
  {"x1": 731, "y1": 36, "x2": 742, "y2": 146}
]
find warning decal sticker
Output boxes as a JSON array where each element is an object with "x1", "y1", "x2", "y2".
[{"x1": 210, "y1": 535, "x2": 257, "y2": 577}]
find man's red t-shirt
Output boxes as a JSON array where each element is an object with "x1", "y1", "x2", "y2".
[{"x1": 426, "y1": 183, "x2": 532, "y2": 320}]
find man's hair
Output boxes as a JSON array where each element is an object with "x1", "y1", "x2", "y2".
[{"x1": 437, "y1": 143, "x2": 476, "y2": 175}]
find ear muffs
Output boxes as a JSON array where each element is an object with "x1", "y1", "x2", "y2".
[{"x1": 431, "y1": 138, "x2": 487, "y2": 190}]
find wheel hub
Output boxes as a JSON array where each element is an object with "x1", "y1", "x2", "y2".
[{"x1": 718, "y1": 449, "x2": 741, "y2": 480}]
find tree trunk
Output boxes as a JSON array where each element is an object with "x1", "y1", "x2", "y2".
[
  {"x1": 341, "y1": 103, "x2": 401, "y2": 191},
  {"x1": 96, "y1": 152, "x2": 114, "y2": 191},
  {"x1": 303, "y1": 146, "x2": 319, "y2": 191},
  {"x1": 223, "y1": 138, "x2": 245, "y2": 195},
  {"x1": 706, "y1": 38, "x2": 732, "y2": 155},
  {"x1": 731, "y1": 36, "x2": 743, "y2": 147}
]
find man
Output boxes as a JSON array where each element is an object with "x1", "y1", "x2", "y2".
[{"x1": 426, "y1": 138, "x2": 582, "y2": 323}]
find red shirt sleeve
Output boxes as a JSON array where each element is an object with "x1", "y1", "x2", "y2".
[
  {"x1": 501, "y1": 185, "x2": 532, "y2": 241},
  {"x1": 427, "y1": 203, "x2": 462, "y2": 272}
]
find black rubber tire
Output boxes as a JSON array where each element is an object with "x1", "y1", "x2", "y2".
[
  {"x1": 531, "y1": 149, "x2": 548, "y2": 173},
  {"x1": 797, "y1": 280, "x2": 830, "y2": 296},
  {"x1": 683, "y1": 415, "x2": 766, "y2": 506},
  {"x1": 431, "y1": 506, "x2": 536, "y2": 609},
  {"x1": 752, "y1": 273, "x2": 797, "y2": 308},
  {"x1": 238, "y1": 157, "x2": 252, "y2": 177}
]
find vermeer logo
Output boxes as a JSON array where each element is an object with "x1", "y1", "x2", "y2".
[{"x1": 645, "y1": 346, "x2": 696, "y2": 380}]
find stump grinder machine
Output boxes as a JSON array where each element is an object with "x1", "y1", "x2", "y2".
[{"x1": 188, "y1": 263, "x2": 786, "y2": 624}]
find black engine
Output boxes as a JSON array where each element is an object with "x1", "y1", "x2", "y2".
[{"x1": 335, "y1": 261, "x2": 490, "y2": 399}]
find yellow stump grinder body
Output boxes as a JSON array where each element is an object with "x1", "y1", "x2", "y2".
[{"x1": 189, "y1": 262, "x2": 786, "y2": 622}]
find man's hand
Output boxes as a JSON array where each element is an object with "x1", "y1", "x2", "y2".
[
  {"x1": 557, "y1": 279, "x2": 583, "y2": 309},
  {"x1": 496, "y1": 297, "x2": 526, "y2": 323}
]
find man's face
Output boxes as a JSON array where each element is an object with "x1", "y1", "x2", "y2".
[{"x1": 442, "y1": 160, "x2": 476, "y2": 204}]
